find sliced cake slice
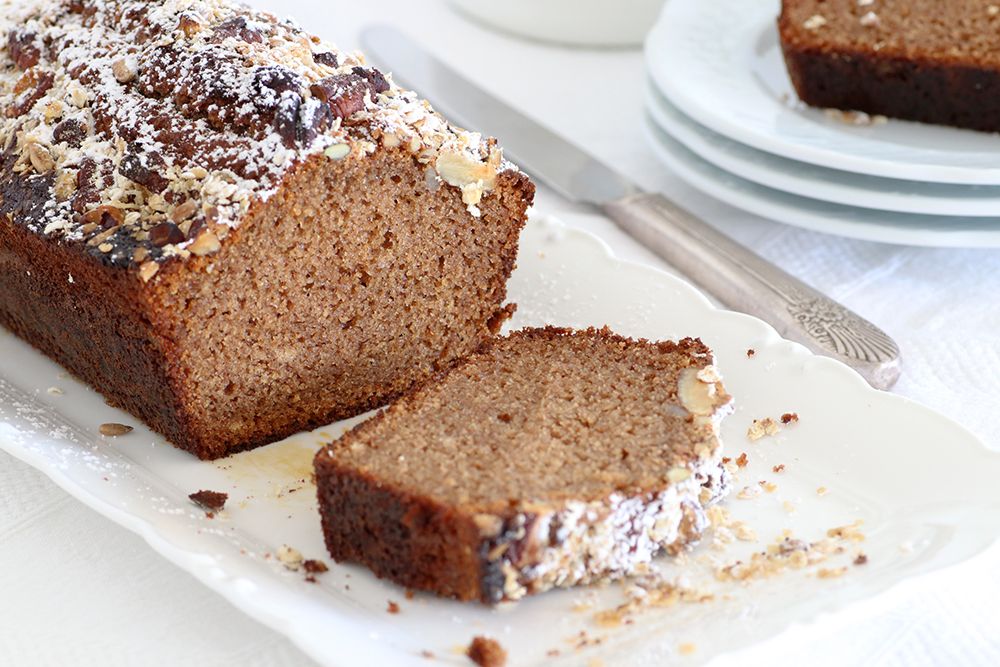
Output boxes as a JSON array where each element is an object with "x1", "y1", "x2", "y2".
[
  {"x1": 779, "y1": 0, "x2": 1000, "y2": 131},
  {"x1": 314, "y1": 327, "x2": 733, "y2": 603}
]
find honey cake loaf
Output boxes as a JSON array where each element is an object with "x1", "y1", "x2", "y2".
[
  {"x1": 779, "y1": 0, "x2": 1000, "y2": 131},
  {"x1": 0, "y1": 0, "x2": 534, "y2": 459},
  {"x1": 314, "y1": 327, "x2": 733, "y2": 603}
]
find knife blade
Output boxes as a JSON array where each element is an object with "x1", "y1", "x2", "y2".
[{"x1": 361, "y1": 25, "x2": 901, "y2": 390}]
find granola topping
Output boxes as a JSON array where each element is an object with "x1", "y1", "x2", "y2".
[{"x1": 0, "y1": 0, "x2": 512, "y2": 279}]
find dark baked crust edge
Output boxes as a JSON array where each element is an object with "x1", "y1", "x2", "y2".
[{"x1": 778, "y1": 13, "x2": 1000, "y2": 132}]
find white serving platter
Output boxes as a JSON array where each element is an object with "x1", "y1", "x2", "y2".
[
  {"x1": 646, "y1": 0, "x2": 1000, "y2": 186},
  {"x1": 2, "y1": 216, "x2": 999, "y2": 666}
]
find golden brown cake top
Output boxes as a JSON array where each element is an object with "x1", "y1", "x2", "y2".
[{"x1": 0, "y1": 0, "x2": 512, "y2": 281}]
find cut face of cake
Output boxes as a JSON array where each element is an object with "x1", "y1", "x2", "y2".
[
  {"x1": 0, "y1": 0, "x2": 533, "y2": 459},
  {"x1": 314, "y1": 327, "x2": 734, "y2": 603},
  {"x1": 779, "y1": 0, "x2": 1000, "y2": 132}
]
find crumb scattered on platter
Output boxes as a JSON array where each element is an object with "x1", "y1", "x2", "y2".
[
  {"x1": 99, "y1": 422, "x2": 133, "y2": 436},
  {"x1": 466, "y1": 635, "x2": 507, "y2": 667},
  {"x1": 188, "y1": 489, "x2": 228, "y2": 516}
]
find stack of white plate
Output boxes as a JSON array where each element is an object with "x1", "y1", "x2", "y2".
[{"x1": 643, "y1": 0, "x2": 1000, "y2": 247}]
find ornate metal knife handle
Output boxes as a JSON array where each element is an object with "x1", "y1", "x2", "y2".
[{"x1": 603, "y1": 192, "x2": 901, "y2": 390}]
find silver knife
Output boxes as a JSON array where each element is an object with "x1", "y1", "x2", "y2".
[{"x1": 361, "y1": 26, "x2": 901, "y2": 391}]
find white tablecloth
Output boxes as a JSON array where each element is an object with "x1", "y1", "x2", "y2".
[{"x1": 3, "y1": 1, "x2": 998, "y2": 665}]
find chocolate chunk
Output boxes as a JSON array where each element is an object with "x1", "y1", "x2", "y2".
[
  {"x1": 211, "y1": 16, "x2": 264, "y2": 44},
  {"x1": 148, "y1": 221, "x2": 186, "y2": 247},
  {"x1": 7, "y1": 29, "x2": 40, "y2": 69},
  {"x1": 295, "y1": 97, "x2": 332, "y2": 146},
  {"x1": 6, "y1": 68, "x2": 53, "y2": 118},
  {"x1": 52, "y1": 118, "x2": 88, "y2": 147},
  {"x1": 254, "y1": 66, "x2": 302, "y2": 95},
  {"x1": 119, "y1": 145, "x2": 169, "y2": 193},
  {"x1": 273, "y1": 91, "x2": 301, "y2": 147},
  {"x1": 312, "y1": 51, "x2": 338, "y2": 68},
  {"x1": 309, "y1": 68, "x2": 388, "y2": 121},
  {"x1": 352, "y1": 66, "x2": 390, "y2": 95},
  {"x1": 252, "y1": 66, "x2": 304, "y2": 113}
]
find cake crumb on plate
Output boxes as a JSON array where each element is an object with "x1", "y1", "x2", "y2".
[{"x1": 466, "y1": 636, "x2": 507, "y2": 667}]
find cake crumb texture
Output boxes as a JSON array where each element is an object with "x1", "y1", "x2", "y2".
[
  {"x1": 466, "y1": 636, "x2": 507, "y2": 667},
  {"x1": 315, "y1": 327, "x2": 733, "y2": 603}
]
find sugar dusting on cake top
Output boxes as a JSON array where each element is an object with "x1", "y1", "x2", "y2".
[{"x1": 0, "y1": 0, "x2": 510, "y2": 282}]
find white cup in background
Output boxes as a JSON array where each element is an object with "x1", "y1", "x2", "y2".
[{"x1": 448, "y1": 0, "x2": 667, "y2": 47}]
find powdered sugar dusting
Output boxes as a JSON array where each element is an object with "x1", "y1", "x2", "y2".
[{"x1": 0, "y1": 0, "x2": 510, "y2": 280}]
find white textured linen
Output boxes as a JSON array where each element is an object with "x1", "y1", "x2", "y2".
[{"x1": 2, "y1": 1, "x2": 998, "y2": 665}]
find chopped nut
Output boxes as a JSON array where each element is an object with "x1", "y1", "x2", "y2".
[
  {"x1": 760, "y1": 480, "x2": 778, "y2": 493},
  {"x1": 853, "y1": 553, "x2": 869, "y2": 566},
  {"x1": 677, "y1": 366, "x2": 723, "y2": 416},
  {"x1": 667, "y1": 466, "x2": 691, "y2": 483},
  {"x1": 695, "y1": 365, "x2": 721, "y2": 383},
  {"x1": 149, "y1": 221, "x2": 186, "y2": 247},
  {"x1": 827, "y1": 520, "x2": 866, "y2": 542},
  {"x1": 817, "y1": 567, "x2": 847, "y2": 579},
  {"x1": 678, "y1": 643, "x2": 697, "y2": 656},
  {"x1": 53, "y1": 169, "x2": 77, "y2": 200},
  {"x1": 177, "y1": 13, "x2": 203, "y2": 37},
  {"x1": 112, "y1": 57, "x2": 136, "y2": 83},
  {"x1": 138, "y1": 260, "x2": 159, "y2": 283},
  {"x1": 386, "y1": 600, "x2": 400, "y2": 614},
  {"x1": 276, "y1": 544, "x2": 304, "y2": 570},
  {"x1": 472, "y1": 513, "x2": 503, "y2": 537},
  {"x1": 772, "y1": 464, "x2": 786, "y2": 473},
  {"x1": 735, "y1": 452, "x2": 749, "y2": 468},
  {"x1": 747, "y1": 417, "x2": 781, "y2": 441},
  {"x1": 746, "y1": 348, "x2": 755, "y2": 358},
  {"x1": 97, "y1": 242, "x2": 113, "y2": 253},
  {"x1": 99, "y1": 422, "x2": 133, "y2": 436},
  {"x1": 816, "y1": 486, "x2": 829, "y2": 496},
  {"x1": 737, "y1": 485, "x2": 762, "y2": 500},
  {"x1": 170, "y1": 200, "x2": 199, "y2": 224},
  {"x1": 27, "y1": 143, "x2": 54, "y2": 173},
  {"x1": 324, "y1": 143, "x2": 350, "y2": 160},
  {"x1": 83, "y1": 205, "x2": 125, "y2": 228},
  {"x1": 188, "y1": 230, "x2": 221, "y2": 256},
  {"x1": 435, "y1": 149, "x2": 498, "y2": 207},
  {"x1": 732, "y1": 521, "x2": 757, "y2": 541},
  {"x1": 47, "y1": 386, "x2": 64, "y2": 395}
]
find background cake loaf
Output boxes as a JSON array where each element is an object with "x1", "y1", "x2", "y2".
[
  {"x1": 0, "y1": 0, "x2": 534, "y2": 459},
  {"x1": 315, "y1": 327, "x2": 733, "y2": 603},
  {"x1": 779, "y1": 0, "x2": 1000, "y2": 132}
]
